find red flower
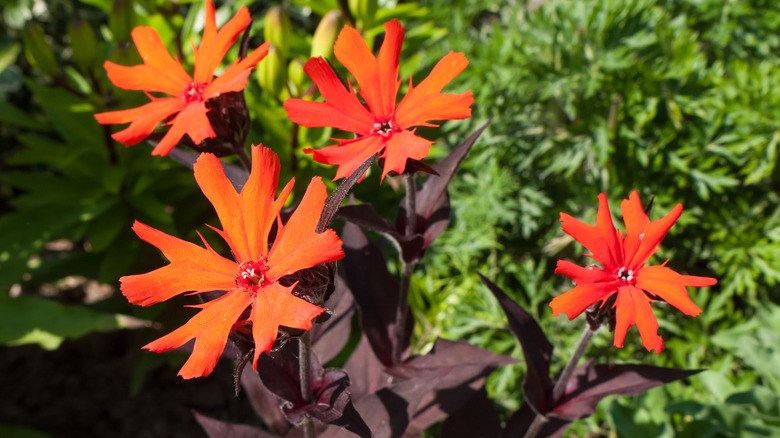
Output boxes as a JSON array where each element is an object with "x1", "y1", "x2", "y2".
[
  {"x1": 284, "y1": 19, "x2": 474, "y2": 181},
  {"x1": 95, "y1": 0, "x2": 269, "y2": 156},
  {"x1": 120, "y1": 145, "x2": 343, "y2": 378},
  {"x1": 550, "y1": 192, "x2": 717, "y2": 353}
]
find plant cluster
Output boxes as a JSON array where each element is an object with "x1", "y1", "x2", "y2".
[{"x1": 1, "y1": 0, "x2": 775, "y2": 437}]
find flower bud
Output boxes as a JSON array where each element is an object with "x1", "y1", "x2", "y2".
[
  {"x1": 311, "y1": 10, "x2": 343, "y2": 60},
  {"x1": 256, "y1": 44, "x2": 286, "y2": 98},
  {"x1": 288, "y1": 57, "x2": 306, "y2": 88},
  {"x1": 22, "y1": 22, "x2": 59, "y2": 77},
  {"x1": 110, "y1": 0, "x2": 135, "y2": 43},
  {"x1": 68, "y1": 18, "x2": 99, "y2": 71},
  {"x1": 263, "y1": 6, "x2": 292, "y2": 58},
  {"x1": 348, "y1": 0, "x2": 376, "y2": 29}
]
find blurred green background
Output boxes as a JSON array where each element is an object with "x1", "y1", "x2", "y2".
[{"x1": 1, "y1": 0, "x2": 779, "y2": 436}]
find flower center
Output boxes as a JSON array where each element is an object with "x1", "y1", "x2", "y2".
[
  {"x1": 236, "y1": 260, "x2": 270, "y2": 291},
  {"x1": 183, "y1": 81, "x2": 205, "y2": 103},
  {"x1": 616, "y1": 267, "x2": 634, "y2": 283},
  {"x1": 372, "y1": 118, "x2": 396, "y2": 138}
]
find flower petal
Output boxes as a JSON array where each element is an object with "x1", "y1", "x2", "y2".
[
  {"x1": 104, "y1": 62, "x2": 185, "y2": 95},
  {"x1": 627, "y1": 202, "x2": 683, "y2": 269},
  {"x1": 266, "y1": 177, "x2": 344, "y2": 280},
  {"x1": 95, "y1": 98, "x2": 186, "y2": 146},
  {"x1": 193, "y1": 152, "x2": 250, "y2": 262},
  {"x1": 395, "y1": 52, "x2": 472, "y2": 128},
  {"x1": 375, "y1": 19, "x2": 404, "y2": 116},
  {"x1": 250, "y1": 285, "x2": 278, "y2": 367},
  {"x1": 555, "y1": 260, "x2": 615, "y2": 284},
  {"x1": 144, "y1": 290, "x2": 252, "y2": 378},
  {"x1": 620, "y1": 191, "x2": 650, "y2": 267},
  {"x1": 120, "y1": 221, "x2": 236, "y2": 306},
  {"x1": 636, "y1": 265, "x2": 715, "y2": 316},
  {"x1": 129, "y1": 26, "x2": 191, "y2": 88},
  {"x1": 240, "y1": 145, "x2": 280, "y2": 262},
  {"x1": 334, "y1": 25, "x2": 384, "y2": 116},
  {"x1": 549, "y1": 281, "x2": 618, "y2": 320},
  {"x1": 381, "y1": 129, "x2": 433, "y2": 180},
  {"x1": 305, "y1": 135, "x2": 385, "y2": 181},
  {"x1": 560, "y1": 194, "x2": 621, "y2": 269},
  {"x1": 205, "y1": 42, "x2": 270, "y2": 98},
  {"x1": 613, "y1": 285, "x2": 664, "y2": 353},
  {"x1": 151, "y1": 101, "x2": 216, "y2": 156},
  {"x1": 284, "y1": 57, "x2": 374, "y2": 133},
  {"x1": 194, "y1": 1, "x2": 251, "y2": 83},
  {"x1": 268, "y1": 282, "x2": 325, "y2": 330}
]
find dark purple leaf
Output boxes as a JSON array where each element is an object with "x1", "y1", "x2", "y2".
[
  {"x1": 340, "y1": 223, "x2": 411, "y2": 366},
  {"x1": 440, "y1": 387, "x2": 501, "y2": 438},
  {"x1": 284, "y1": 367, "x2": 373, "y2": 438},
  {"x1": 478, "y1": 272, "x2": 554, "y2": 414},
  {"x1": 320, "y1": 375, "x2": 440, "y2": 438},
  {"x1": 343, "y1": 336, "x2": 392, "y2": 400},
  {"x1": 165, "y1": 146, "x2": 250, "y2": 191},
  {"x1": 193, "y1": 410, "x2": 278, "y2": 438},
  {"x1": 398, "y1": 339, "x2": 517, "y2": 434},
  {"x1": 258, "y1": 342, "x2": 303, "y2": 407},
  {"x1": 240, "y1": 364, "x2": 291, "y2": 436},
  {"x1": 396, "y1": 119, "x2": 491, "y2": 250},
  {"x1": 312, "y1": 275, "x2": 356, "y2": 364},
  {"x1": 336, "y1": 205, "x2": 424, "y2": 263},
  {"x1": 552, "y1": 362, "x2": 703, "y2": 420},
  {"x1": 501, "y1": 403, "x2": 569, "y2": 438}
]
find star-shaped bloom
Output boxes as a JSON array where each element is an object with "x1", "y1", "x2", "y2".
[
  {"x1": 120, "y1": 145, "x2": 343, "y2": 378},
  {"x1": 550, "y1": 192, "x2": 717, "y2": 353},
  {"x1": 95, "y1": 0, "x2": 269, "y2": 156},
  {"x1": 284, "y1": 19, "x2": 474, "y2": 181}
]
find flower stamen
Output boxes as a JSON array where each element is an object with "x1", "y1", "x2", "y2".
[
  {"x1": 617, "y1": 267, "x2": 634, "y2": 283},
  {"x1": 183, "y1": 81, "x2": 206, "y2": 103},
  {"x1": 372, "y1": 119, "x2": 395, "y2": 137},
  {"x1": 236, "y1": 260, "x2": 270, "y2": 290}
]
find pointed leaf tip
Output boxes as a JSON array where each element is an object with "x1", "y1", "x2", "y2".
[{"x1": 478, "y1": 272, "x2": 554, "y2": 414}]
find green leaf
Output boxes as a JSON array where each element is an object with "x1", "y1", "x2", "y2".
[
  {"x1": 0, "y1": 41, "x2": 21, "y2": 74},
  {"x1": 0, "y1": 101, "x2": 47, "y2": 130},
  {"x1": 0, "y1": 293, "x2": 149, "y2": 350}
]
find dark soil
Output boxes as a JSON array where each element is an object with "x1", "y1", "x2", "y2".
[{"x1": 0, "y1": 330, "x2": 262, "y2": 438}]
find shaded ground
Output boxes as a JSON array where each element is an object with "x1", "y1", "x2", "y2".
[{"x1": 0, "y1": 330, "x2": 261, "y2": 438}]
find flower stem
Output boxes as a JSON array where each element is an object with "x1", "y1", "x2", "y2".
[
  {"x1": 524, "y1": 325, "x2": 596, "y2": 438},
  {"x1": 316, "y1": 153, "x2": 378, "y2": 233},
  {"x1": 299, "y1": 331, "x2": 316, "y2": 438},
  {"x1": 234, "y1": 144, "x2": 252, "y2": 171},
  {"x1": 392, "y1": 173, "x2": 417, "y2": 364}
]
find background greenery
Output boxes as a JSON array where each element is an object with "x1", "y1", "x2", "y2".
[{"x1": 1, "y1": 0, "x2": 779, "y2": 436}]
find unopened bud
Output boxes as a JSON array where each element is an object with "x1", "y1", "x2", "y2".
[
  {"x1": 22, "y1": 22, "x2": 59, "y2": 77},
  {"x1": 311, "y1": 10, "x2": 343, "y2": 60},
  {"x1": 288, "y1": 58, "x2": 306, "y2": 88},
  {"x1": 264, "y1": 6, "x2": 292, "y2": 58},
  {"x1": 256, "y1": 44, "x2": 286, "y2": 98},
  {"x1": 68, "y1": 18, "x2": 99, "y2": 71},
  {"x1": 348, "y1": 0, "x2": 376, "y2": 29},
  {"x1": 110, "y1": 0, "x2": 135, "y2": 43}
]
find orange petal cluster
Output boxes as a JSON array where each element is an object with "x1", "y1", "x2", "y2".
[
  {"x1": 550, "y1": 192, "x2": 717, "y2": 353},
  {"x1": 95, "y1": 0, "x2": 269, "y2": 156},
  {"x1": 120, "y1": 145, "x2": 343, "y2": 378},
  {"x1": 284, "y1": 19, "x2": 474, "y2": 181}
]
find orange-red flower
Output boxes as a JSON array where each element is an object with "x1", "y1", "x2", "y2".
[
  {"x1": 120, "y1": 145, "x2": 343, "y2": 378},
  {"x1": 95, "y1": 0, "x2": 269, "y2": 156},
  {"x1": 550, "y1": 192, "x2": 717, "y2": 353},
  {"x1": 284, "y1": 19, "x2": 473, "y2": 181}
]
